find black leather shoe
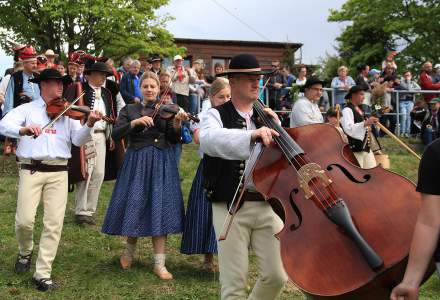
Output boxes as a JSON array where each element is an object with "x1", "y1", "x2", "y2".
[
  {"x1": 33, "y1": 277, "x2": 59, "y2": 291},
  {"x1": 14, "y1": 252, "x2": 32, "y2": 273}
]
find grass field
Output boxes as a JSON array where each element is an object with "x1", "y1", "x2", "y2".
[{"x1": 0, "y1": 139, "x2": 439, "y2": 299}]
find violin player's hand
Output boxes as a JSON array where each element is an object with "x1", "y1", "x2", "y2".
[
  {"x1": 263, "y1": 107, "x2": 280, "y2": 123},
  {"x1": 251, "y1": 126, "x2": 279, "y2": 146},
  {"x1": 87, "y1": 110, "x2": 103, "y2": 127},
  {"x1": 175, "y1": 110, "x2": 189, "y2": 122},
  {"x1": 131, "y1": 115, "x2": 154, "y2": 128},
  {"x1": 20, "y1": 125, "x2": 42, "y2": 137},
  {"x1": 390, "y1": 283, "x2": 419, "y2": 300}
]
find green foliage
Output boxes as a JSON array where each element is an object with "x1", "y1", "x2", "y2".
[
  {"x1": 328, "y1": 0, "x2": 440, "y2": 72},
  {"x1": 315, "y1": 53, "x2": 346, "y2": 82},
  {"x1": 0, "y1": 0, "x2": 184, "y2": 60}
]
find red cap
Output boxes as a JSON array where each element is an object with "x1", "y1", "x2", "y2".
[{"x1": 18, "y1": 45, "x2": 37, "y2": 62}]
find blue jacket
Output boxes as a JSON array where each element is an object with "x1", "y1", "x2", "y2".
[{"x1": 120, "y1": 72, "x2": 140, "y2": 104}]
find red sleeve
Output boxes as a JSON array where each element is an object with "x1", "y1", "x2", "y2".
[{"x1": 420, "y1": 72, "x2": 440, "y2": 90}]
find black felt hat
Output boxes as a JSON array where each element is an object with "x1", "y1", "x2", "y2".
[
  {"x1": 299, "y1": 76, "x2": 325, "y2": 92},
  {"x1": 83, "y1": 61, "x2": 113, "y2": 76},
  {"x1": 345, "y1": 85, "x2": 368, "y2": 99},
  {"x1": 29, "y1": 68, "x2": 72, "y2": 84},
  {"x1": 217, "y1": 53, "x2": 274, "y2": 77},
  {"x1": 149, "y1": 54, "x2": 163, "y2": 63}
]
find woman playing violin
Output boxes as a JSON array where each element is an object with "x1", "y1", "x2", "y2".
[{"x1": 101, "y1": 71, "x2": 186, "y2": 280}]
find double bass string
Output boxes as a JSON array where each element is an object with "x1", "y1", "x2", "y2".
[
  {"x1": 254, "y1": 101, "x2": 337, "y2": 209},
  {"x1": 254, "y1": 103, "x2": 335, "y2": 208}
]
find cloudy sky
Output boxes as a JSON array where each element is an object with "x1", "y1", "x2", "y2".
[{"x1": 0, "y1": 0, "x2": 347, "y2": 75}]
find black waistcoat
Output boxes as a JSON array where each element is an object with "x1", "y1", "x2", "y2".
[
  {"x1": 345, "y1": 103, "x2": 370, "y2": 152},
  {"x1": 12, "y1": 71, "x2": 39, "y2": 108},
  {"x1": 82, "y1": 82, "x2": 116, "y2": 118},
  {"x1": 203, "y1": 100, "x2": 260, "y2": 206}
]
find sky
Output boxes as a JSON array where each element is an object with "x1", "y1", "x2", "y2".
[{"x1": 0, "y1": 0, "x2": 348, "y2": 76}]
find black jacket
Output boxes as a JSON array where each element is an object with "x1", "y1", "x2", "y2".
[{"x1": 112, "y1": 102, "x2": 180, "y2": 149}]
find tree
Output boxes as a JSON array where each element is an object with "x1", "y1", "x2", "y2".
[
  {"x1": 315, "y1": 53, "x2": 346, "y2": 83},
  {"x1": 328, "y1": 0, "x2": 440, "y2": 73},
  {"x1": 0, "y1": 0, "x2": 183, "y2": 60}
]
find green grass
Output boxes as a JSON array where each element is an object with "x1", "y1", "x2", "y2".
[{"x1": 0, "y1": 140, "x2": 439, "y2": 299}]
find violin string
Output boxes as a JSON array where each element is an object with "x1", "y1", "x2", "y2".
[
  {"x1": 254, "y1": 102, "x2": 335, "y2": 208},
  {"x1": 254, "y1": 101, "x2": 336, "y2": 208}
]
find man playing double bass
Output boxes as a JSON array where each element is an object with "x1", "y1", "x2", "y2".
[
  {"x1": 200, "y1": 53, "x2": 288, "y2": 299},
  {"x1": 0, "y1": 69, "x2": 102, "y2": 291}
]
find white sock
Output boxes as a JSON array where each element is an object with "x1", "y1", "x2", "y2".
[{"x1": 154, "y1": 254, "x2": 166, "y2": 270}]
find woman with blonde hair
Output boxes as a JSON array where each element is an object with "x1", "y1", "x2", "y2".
[
  {"x1": 180, "y1": 78, "x2": 231, "y2": 272},
  {"x1": 102, "y1": 71, "x2": 186, "y2": 280},
  {"x1": 331, "y1": 65, "x2": 356, "y2": 105}
]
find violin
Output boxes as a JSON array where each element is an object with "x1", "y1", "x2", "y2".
[
  {"x1": 142, "y1": 102, "x2": 200, "y2": 123},
  {"x1": 47, "y1": 98, "x2": 115, "y2": 123}
]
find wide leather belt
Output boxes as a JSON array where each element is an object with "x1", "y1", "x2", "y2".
[
  {"x1": 242, "y1": 190, "x2": 265, "y2": 202},
  {"x1": 21, "y1": 163, "x2": 68, "y2": 174},
  {"x1": 93, "y1": 129, "x2": 106, "y2": 134}
]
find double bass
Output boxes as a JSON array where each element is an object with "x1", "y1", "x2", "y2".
[{"x1": 248, "y1": 99, "x2": 433, "y2": 299}]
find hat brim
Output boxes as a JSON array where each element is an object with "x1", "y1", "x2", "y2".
[
  {"x1": 216, "y1": 69, "x2": 275, "y2": 77},
  {"x1": 29, "y1": 76, "x2": 72, "y2": 84},
  {"x1": 83, "y1": 69, "x2": 113, "y2": 77},
  {"x1": 300, "y1": 80, "x2": 325, "y2": 92}
]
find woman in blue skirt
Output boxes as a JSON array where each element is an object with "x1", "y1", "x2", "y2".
[
  {"x1": 180, "y1": 78, "x2": 230, "y2": 272},
  {"x1": 102, "y1": 71, "x2": 186, "y2": 280}
]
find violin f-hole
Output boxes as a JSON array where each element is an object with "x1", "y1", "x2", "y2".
[{"x1": 327, "y1": 164, "x2": 371, "y2": 184}]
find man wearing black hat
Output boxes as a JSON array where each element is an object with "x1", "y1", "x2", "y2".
[
  {"x1": 150, "y1": 54, "x2": 163, "y2": 76},
  {"x1": 341, "y1": 85, "x2": 379, "y2": 168},
  {"x1": 290, "y1": 76, "x2": 325, "y2": 127},
  {"x1": 0, "y1": 69, "x2": 102, "y2": 291},
  {"x1": 200, "y1": 53, "x2": 287, "y2": 299},
  {"x1": 64, "y1": 61, "x2": 117, "y2": 225}
]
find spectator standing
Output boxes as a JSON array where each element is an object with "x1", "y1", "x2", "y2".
[
  {"x1": 355, "y1": 64, "x2": 371, "y2": 105},
  {"x1": 420, "y1": 61, "x2": 440, "y2": 103},
  {"x1": 371, "y1": 75, "x2": 397, "y2": 135},
  {"x1": 139, "y1": 54, "x2": 151, "y2": 75},
  {"x1": 381, "y1": 62, "x2": 397, "y2": 80},
  {"x1": 381, "y1": 51, "x2": 398, "y2": 71},
  {"x1": 265, "y1": 60, "x2": 287, "y2": 110},
  {"x1": 395, "y1": 70, "x2": 421, "y2": 137},
  {"x1": 43, "y1": 49, "x2": 58, "y2": 69},
  {"x1": 120, "y1": 60, "x2": 142, "y2": 104},
  {"x1": 168, "y1": 55, "x2": 196, "y2": 112},
  {"x1": 331, "y1": 66, "x2": 355, "y2": 106},
  {"x1": 296, "y1": 66, "x2": 307, "y2": 87},
  {"x1": 56, "y1": 62, "x2": 65, "y2": 76},
  {"x1": 150, "y1": 54, "x2": 163, "y2": 76},
  {"x1": 421, "y1": 98, "x2": 440, "y2": 145},
  {"x1": 117, "y1": 56, "x2": 133, "y2": 79},
  {"x1": 433, "y1": 64, "x2": 440, "y2": 83},
  {"x1": 213, "y1": 62, "x2": 224, "y2": 76}
]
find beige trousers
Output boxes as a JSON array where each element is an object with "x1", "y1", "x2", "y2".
[
  {"x1": 75, "y1": 132, "x2": 106, "y2": 216},
  {"x1": 353, "y1": 150, "x2": 377, "y2": 169},
  {"x1": 212, "y1": 201, "x2": 288, "y2": 300},
  {"x1": 15, "y1": 169, "x2": 68, "y2": 280}
]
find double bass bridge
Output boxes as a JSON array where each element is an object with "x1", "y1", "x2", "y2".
[{"x1": 297, "y1": 163, "x2": 332, "y2": 199}]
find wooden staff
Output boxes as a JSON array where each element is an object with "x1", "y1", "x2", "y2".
[{"x1": 376, "y1": 122, "x2": 421, "y2": 160}]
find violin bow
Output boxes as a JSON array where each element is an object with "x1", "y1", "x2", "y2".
[
  {"x1": 218, "y1": 76, "x2": 273, "y2": 241},
  {"x1": 34, "y1": 92, "x2": 85, "y2": 138}
]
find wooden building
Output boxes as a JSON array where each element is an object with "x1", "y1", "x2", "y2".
[{"x1": 172, "y1": 38, "x2": 303, "y2": 74}]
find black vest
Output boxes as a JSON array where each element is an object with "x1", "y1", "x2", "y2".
[
  {"x1": 345, "y1": 103, "x2": 370, "y2": 152},
  {"x1": 203, "y1": 100, "x2": 260, "y2": 206},
  {"x1": 12, "y1": 71, "x2": 39, "y2": 108}
]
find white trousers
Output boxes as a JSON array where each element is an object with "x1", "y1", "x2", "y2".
[
  {"x1": 353, "y1": 150, "x2": 377, "y2": 169},
  {"x1": 15, "y1": 169, "x2": 68, "y2": 280},
  {"x1": 75, "y1": 132, "x2": 106, "y2": 216},
  {"x1": 212, "y1": 201, "x2": 288, "y2": 300}
]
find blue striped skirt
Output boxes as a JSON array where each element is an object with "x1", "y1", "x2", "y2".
[
  {"x1": 180, "y1": 160, "x2": 218, "y2": 254},
  {"x1": 102, "y1": 145, "x2": 184, "y2": 237}
]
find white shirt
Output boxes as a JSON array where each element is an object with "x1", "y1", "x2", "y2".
[
  {"x1": 200, "y1": 104, "x2": 262, "y2": 191},
  {"x1": 0, "y1": 96, "x2": 92, "y2": 161},
  {"x1": 341, "y1": 106, "x2": 366, "y2": 141},
  {"x1": 89, "y1": 85, "x2": 107, "y2": 131},
  {"x1": 290, "y1": 96, "x2": 324, "y2": 128}
]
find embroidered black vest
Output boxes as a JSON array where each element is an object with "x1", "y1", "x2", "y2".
[
  {"x1": 345, "y1": 103, "x2": 370, "y2": 152},
  {"x1": 12, "y1": 71, "x2": 39, "y2": 108}
]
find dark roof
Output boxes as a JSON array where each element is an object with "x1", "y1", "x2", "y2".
[{"x1": 174, "y1": 38, "x2": 302, "y2": 51}]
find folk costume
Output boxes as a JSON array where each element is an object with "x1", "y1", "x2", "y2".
[
  {"x1": 0, "y1": 69, "x2": 93, "y2": 291},
  {"x1": 200, "y1": 54, "x2": 287, "y2": 299},
  {"x1": 180, "y1": 105, "x2": 217, "y2": 259},
  {"x1": 64, "y1": 61, "x2": 117, "y2": 224},
  {"x1": 341, "y1": 85, "x2": 378, "y2": 169}
]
